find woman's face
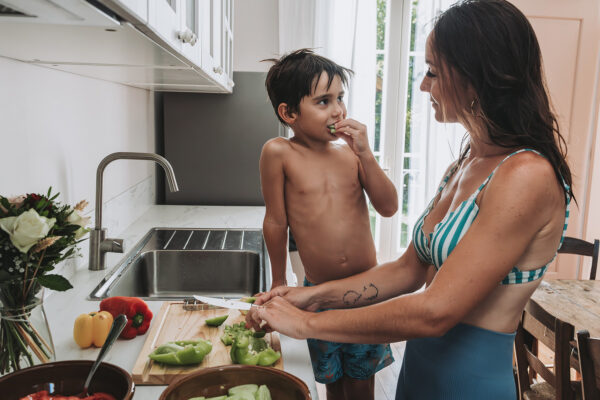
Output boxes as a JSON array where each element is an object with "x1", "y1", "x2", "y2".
[{"x1": 420, "y1": 34, "x2": 463, "y2": 123}]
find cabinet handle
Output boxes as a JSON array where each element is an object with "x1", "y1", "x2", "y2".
[
  {"x1": 178, "y1": 29, "x2": 197, "y2": 46},
  {"x1": 213, "y1": 66, "x2": 223, "y2": 74}
]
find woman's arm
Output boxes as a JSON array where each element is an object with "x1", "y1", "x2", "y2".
[
  {"x1": 247, "y1": 244, "x2": 429, "y2": 329},
  {"x1": 253, "y1": 155, "x2": 563, "y2": 343}
]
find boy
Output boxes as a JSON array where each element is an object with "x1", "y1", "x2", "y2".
[{"x1": 260, "y1": 49, "x2": 398, "y2": 400}]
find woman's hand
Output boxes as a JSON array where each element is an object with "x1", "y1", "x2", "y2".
[
  {"x1": 246, "y1": 285, "x2": 320, "y2": 332},
  {"x1": 334, "y1": 118, "x2": 371, "y2": 156},
  {"x1": 249, "y1": 296, "x2": 313, "y2": 340}
]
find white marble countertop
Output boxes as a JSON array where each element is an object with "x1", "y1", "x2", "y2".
[{"x1": 44, "y1": 205, "x2": 316, "y2": 399}]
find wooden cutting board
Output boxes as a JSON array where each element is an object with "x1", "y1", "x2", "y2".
[{"x1": 132, "y1": 301, "x2": 283, "y2": 385}]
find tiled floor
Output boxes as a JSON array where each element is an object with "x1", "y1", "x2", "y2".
[{"x1": 315, "y1": 341, "x2": 406, "y2": 400}]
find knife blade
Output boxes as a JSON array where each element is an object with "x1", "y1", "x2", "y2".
[{"x1": 193, "y1": 295, "x2": 253, "y2": 311}]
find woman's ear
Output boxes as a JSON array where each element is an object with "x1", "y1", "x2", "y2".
[{"x1": 277, "y1": 103, "x2": 297, "y2": 125}]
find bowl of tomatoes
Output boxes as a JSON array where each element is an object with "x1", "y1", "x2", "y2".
[{"x1": 0, "y1": 360, "x2": 134, "y2": 400}]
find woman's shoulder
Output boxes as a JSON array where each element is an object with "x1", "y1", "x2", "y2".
[
  {"x1": 496, "y1": 150, "x2": 556, "y2": 183},
  {"x1": 486, "y1": 149, "x2": 563, "y2": 208}
]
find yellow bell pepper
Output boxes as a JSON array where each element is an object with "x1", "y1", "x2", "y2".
[{"x1": 73, "y1": 311, "x2": 114, "y2": 348}]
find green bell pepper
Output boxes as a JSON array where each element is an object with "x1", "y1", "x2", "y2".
[
  {"x1": 149, "y1": 339, "x2": 212, "y2": 365},
  {"x1": 220, "y1": 322, "x2": 266, "y2": 345},
  {"x1": 229, "y1": 331, "x2": 281, "y2": 366}
]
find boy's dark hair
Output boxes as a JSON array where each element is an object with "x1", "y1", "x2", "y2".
[{"x1": 263, "y1": 49, "x2": 353, "y2": 126}]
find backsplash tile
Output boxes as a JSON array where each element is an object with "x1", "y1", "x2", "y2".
[{"x1": 53, "y1": 175, "x2": 155, "y2": 285}]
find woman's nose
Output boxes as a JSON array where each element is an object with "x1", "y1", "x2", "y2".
[{"x1": 420, "y1": 75, "x2": 429, "y2": 92}]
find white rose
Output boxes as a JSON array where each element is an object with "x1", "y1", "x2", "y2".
[
  {"x1": 67, "y1": 209, "x2": 91, "y2": 239},
  {"x1": 0, "y1": 209, "x2": 56, "y2": 253}
]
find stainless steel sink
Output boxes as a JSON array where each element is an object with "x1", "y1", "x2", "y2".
[{"x1": 88, "y1": 228, "x2": 268, "y2": 300}]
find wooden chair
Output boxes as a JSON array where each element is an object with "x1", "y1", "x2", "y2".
[
  {"x1": 515, "y1": 300, "x2": 576, "y2": 400},
  {"x1": 575, "y1": 330, "x2": 600, "y2": 399},
  {"x1": 558, "y1": 237, "x2": 599, "y2": 279}
]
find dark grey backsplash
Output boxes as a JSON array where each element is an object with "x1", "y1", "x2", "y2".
[{"x1": 159, "y1": 72, "x2": 282, "y2": 206}]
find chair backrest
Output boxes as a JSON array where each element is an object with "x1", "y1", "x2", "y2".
[
  {"x1": 576, "y1": 330, "x2": 600, "y2": 400},
  {"x1": 558, "y1": 237, "x2": 600, "y2": 280},
  {"x1": 515, "y1": 300, "x2": 576, "y2": 399}
]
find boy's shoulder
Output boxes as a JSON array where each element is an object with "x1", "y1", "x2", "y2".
[{"x1": 262, "y1": 136, "x2": 291, "y2": 154}]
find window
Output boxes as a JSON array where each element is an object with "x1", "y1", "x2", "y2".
[{"x1": 374, "y1": 0, "x2": 463, "y2": 261}]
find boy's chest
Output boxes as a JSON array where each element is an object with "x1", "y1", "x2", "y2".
[{"x1": 284, "y1": 150, "x2": 361, "y2": 194}]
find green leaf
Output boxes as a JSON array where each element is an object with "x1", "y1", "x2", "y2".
[{"x1": 37, "y1": 274, "x2": 73, "y2": 291}]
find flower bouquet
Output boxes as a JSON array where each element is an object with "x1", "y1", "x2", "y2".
[{"x1": 0, "y1": 188, "x2": 90, "y2": 374}]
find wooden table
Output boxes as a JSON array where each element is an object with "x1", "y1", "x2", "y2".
[{"x1": 530, "y1": 280, "x2": 600, "y2": 336}]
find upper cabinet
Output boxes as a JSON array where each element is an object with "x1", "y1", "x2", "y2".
[{"x1": 0, "y1": 0, "x2": 234, "y2": 93}]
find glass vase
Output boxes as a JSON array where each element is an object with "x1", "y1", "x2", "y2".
[{"x1": 0, "y1": 278, "x2": 55, "y2": 375}]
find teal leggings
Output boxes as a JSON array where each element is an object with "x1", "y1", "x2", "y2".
[{"x1": 396, "y1": 323, "x2": 517, "y2": 400}]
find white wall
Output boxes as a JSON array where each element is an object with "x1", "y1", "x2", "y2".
[
  {"x1": 233, "y1": 0, "x2": 279, "y2": 72},
  {"x1": 0, "y1": 56, "x2": 155, "y2": 274}
]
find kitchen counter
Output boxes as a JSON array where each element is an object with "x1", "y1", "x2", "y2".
[{"x1": 44, "y1": 205, "x2": 317, "y2": 399}]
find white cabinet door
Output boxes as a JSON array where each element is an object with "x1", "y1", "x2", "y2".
[
  {"x1": 222, "y1": 0, "x2": 234, "y2": 90},
  {"x1": 179, "y1": 0, "x2": 201, "y2": 67},
  {"x1": 148, "y1": 0, "x2": 182, "y2": 53},
  {"x1": 200, "y1": 0, "x2": 224, "y2": 84}
]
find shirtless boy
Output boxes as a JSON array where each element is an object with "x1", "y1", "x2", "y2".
[{"x1": 260, "y1": 49, "x2": 398, "y2": 400}]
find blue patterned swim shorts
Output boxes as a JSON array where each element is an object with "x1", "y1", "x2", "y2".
[{"x1": 304, "y1": 279, "x2": 394, "y2": 384}]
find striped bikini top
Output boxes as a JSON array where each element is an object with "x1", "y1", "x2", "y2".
[{"x1": 412, "y1": 149, "x2": 571, "y2": 285}]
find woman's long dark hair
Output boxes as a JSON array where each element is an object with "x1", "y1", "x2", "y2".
[{"x1": 432, "y1": 0, "x2": 574, "y2": 202}]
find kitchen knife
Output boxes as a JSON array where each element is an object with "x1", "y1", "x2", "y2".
[{"x1": 193, "y1": 295, "x2": 253, "y2": 311}]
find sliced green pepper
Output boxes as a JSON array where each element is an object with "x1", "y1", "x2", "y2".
[
  {"x1": 149, "y1": 339, "x2": 212, "y2": 365},
  {"x1": 221, "y1": 322, "x2": 266, "y2": 345},
  {"x1": 240, "y1": 297, "x2": 256, "y2": 304},
  {"x1": 228, "y1": 384, "x2": 258, "y2": 395},
  {"x1": 205, "y1": 314, "x2": 228, "y2": 327},
  {"x1": 229, "y1": 331, "x2": 281, "y2": 366},
  {"x1": 256, "y1": 385, "x2": 272, "y2": 400},
  {"x1": 221, "y1": 322, "x2": 247, "y2": 345}
]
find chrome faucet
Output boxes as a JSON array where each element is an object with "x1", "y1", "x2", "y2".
[{"x1": 89, "y1": 152, "x2": 179, "y2": 270}]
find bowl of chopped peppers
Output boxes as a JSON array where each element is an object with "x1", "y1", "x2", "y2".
[
  {"x1": 159, "y1": 364, "x2": 311, "y2": 400},
  {"x1": 0, "y1": 360, "x2": 134, "y2": 400}
]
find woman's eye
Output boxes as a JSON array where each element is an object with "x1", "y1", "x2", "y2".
[
  {"x1": 337, "y1": 96, "x2": 344, "y2": 102},
  {"x1": 425, "y1": 69, "x2": 436, "y2": 78},
  {"x1": 318, "y1": 99, "x2": 328, "y2": 105}
]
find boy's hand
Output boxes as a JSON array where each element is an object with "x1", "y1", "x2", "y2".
[{"x1": 333, "y1": 118, "x2": 372, "y2": 156}]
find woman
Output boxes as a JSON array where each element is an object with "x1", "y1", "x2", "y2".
[{"x1": 247, "y1": 1, "x2": 573, "y2": 398}]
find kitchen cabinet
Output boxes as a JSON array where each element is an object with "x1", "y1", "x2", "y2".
[
  {"x1": 0, "y1": 0, "x2": 120, "y2": 26},
  {"x1": 200, "y1": 0, "x2": 234, "y2": 90},
  {"x1": 0, "y1": 0, "x2": 234, "y2": 93}
]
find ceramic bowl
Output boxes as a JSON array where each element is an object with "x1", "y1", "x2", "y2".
[
  {"x1": 159, "y1": 365, "x2": 311, "y2": 400},
  {"x1": 0, "y1": 360, "x2": 134, "y2": 400}
]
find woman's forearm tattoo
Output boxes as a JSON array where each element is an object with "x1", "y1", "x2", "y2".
[{"x1": 342, "y1": 283, "x2": 379, "y2": 306}]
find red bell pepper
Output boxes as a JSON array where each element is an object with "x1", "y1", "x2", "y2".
[{"x1": 99, "y1": 296, "x2": 153, "y2": 339}]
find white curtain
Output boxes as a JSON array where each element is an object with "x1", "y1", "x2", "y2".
[
  {"x1": 415, "y1": 0, "x2": 464, "y2": 202},
  {"x1": 401, "y1": 0, "x2": 464, "y2": 238},
  {"x1": 278, "y1": 0, "x2": 377, "y2": 145}
]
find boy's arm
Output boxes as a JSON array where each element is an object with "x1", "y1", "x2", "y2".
[
  {"x1": 260, "y1": 139, "x2": 289, "y2": 288},
  {"x1": 334, "y1": 119, "x2": 398, "y2": 217}
]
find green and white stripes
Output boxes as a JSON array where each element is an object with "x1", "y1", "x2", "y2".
[{"x1": 412, "y1": 149, "x2": 571, "y2": 285}]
